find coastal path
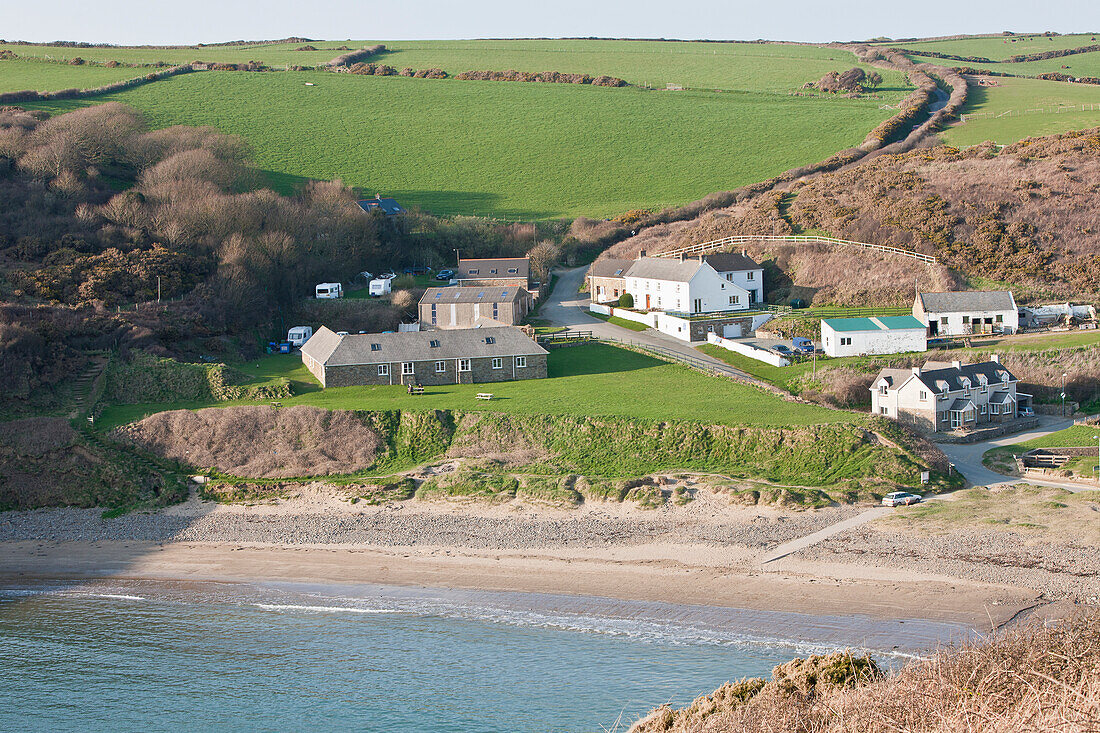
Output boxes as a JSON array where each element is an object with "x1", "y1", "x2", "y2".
[
  {"x1": 759, "y1": 506, "x2": 893, "y2": 564},
  {"x1": 541, "y1": 266, "x2": 757, "y2": 382}
]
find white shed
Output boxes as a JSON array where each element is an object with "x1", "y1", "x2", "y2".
[
  {"x1": 821, "y1": 316, "x2": 927, "y2": 357},
  {"x1": 914, "y1": 291, "x2": 1018, "y2": 336}
]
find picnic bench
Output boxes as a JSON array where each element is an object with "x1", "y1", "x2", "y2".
[
  {"x1": 476, "y1": 393, "x2": 494, "y2": 401},
  {"x1": 409, "y1": 386, "x2": 425, "y2": 395},
  {"x1": 270, "y1": 401, "x2": 283, "y2": 409}
]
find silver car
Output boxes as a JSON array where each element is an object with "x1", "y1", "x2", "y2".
[{"x1": 882, "y1": 491, "x2": 922, "y2": 507}]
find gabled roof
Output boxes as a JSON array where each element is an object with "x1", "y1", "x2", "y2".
[
  {"x1": 900, "y1": 360, "x2": 1017, "y2": 394},
  {"x1": 304, "y1": 325, "x2": 546, "y2": 367},
  {"x1": 947, "y1": 399, "x2": 976, "y2": 412},
  {"x1": 700, "y1": 252, "x2": 760, "y2": 273},
  {"x1": 587, "y1": 258, "x2": 633, "y2": 279},
  {"x1": 356, "y1": 197, "x2": 404, "y2": 215},
  {"x1": 824, "y1": 315, "x2": 926, "y2": 332},
  {"x1": 457, "y1": 258, "x2": 529, "y2": 279},
  {"x1": 916, "y1": 290, "x2": 1016, "y2": 313},
  {"x1": 419, "y1": 286, "x2": 529, "y2": 305},
  {"x1": 624, "y1": 257, "x2": 714, "y2": 283}
]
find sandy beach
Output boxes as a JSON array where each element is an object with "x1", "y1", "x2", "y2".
[{"x1": 1, "y1": 485, "x2": 1071, "y2": 631}]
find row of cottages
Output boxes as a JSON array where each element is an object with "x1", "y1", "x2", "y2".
[
  {"x1": 820, "y1": 316, "x2": 927, "y2": 357},
  {"x1": 301, "y1": 325, "x2": 548, "y2": 387},
  {"x1": 914, "y1": 291, "x2": 1019, "y2": 336},
  {"x1": 418, "y1": 286, "x2": 533, "y2": 329},
  {"x1": 455, "y1": 257, "x2": 530, "y2": 289},
  {"x1": 870, "y1": 356, "x2": 1031, "y2": 433},
  {"x1": 587, "y1": 252, "x2": 764, "y2": 312}
]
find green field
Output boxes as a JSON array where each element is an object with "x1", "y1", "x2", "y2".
[
  {"x1": 941, "y1": 76, "x2": 1100, "y2": 146},
  {"x1": 962, "y1": 51, "x2": 1100, "y2": 79},
  {"x1": 0, "y1": 58, "x2": 142, "y2": 93},
  {"x1": 96, "y1": 343, "x2": 852, "y2": 430},
  {"x1": 882, "y1": 33, "x2": 1100, "y2": 61},
  {"x1": 30, "y1": 69, "x2": 903, "y2": 218},
  {"x1": 0, "y1": 40, "x2": 362, "y2": 67}
]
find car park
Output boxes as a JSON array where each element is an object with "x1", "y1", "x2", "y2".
[{"x1": 882, "y1": 491, "x2": 922, "y2": 507}]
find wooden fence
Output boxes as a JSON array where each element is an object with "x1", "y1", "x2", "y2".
[{"x1": 653, "y1": 234, "x2": 938, "y2": 265}]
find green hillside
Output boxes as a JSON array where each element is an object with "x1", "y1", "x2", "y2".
[
  {"x1": 30, "y1": 69, "x2": 902, "y2": 218},
  {"x1": 879, "y1": 33, "x2": 1100, "y2": 60},
  {"x1": 941, "y1": 76, "x2": 1100, "y2": 146},
  {"x1": 0, "y1": 58, "x2": 143, "y2": 93}
]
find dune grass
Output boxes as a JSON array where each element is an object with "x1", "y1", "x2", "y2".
[
  {"x1": 941, "y1": 76, "x2": 1100, "y2": 146},
  {"x1": 95, "y1": 343, "x2": 852, "y2": 431},
  {"x1": 0, "y1": 58, "x2": 142, "y2": 93},
  {"x1": 28, "y1": 69, "x2": 901, "y2": 218}
]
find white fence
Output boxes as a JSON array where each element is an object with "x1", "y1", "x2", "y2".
[
  {"x1": 589, "y1": 303, "x2": 612, "y2": 316},
  {"x1": 960, "y1": 103, "x2": 1100, "y2": 122},
  {"x1": 706, "y1": 332, "x2": 790, "y2": 367},
  {"x1": 655, "y1": 234, "x2": 938, "y2": 265}
]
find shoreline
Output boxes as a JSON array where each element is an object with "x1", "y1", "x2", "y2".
[{"x1": 0, "y1": 538, "x2": 1040, "y2": 631}]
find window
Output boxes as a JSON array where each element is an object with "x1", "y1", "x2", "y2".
[
  {"x1": 493, "y1": 303, "x2": 499, "y2": 318},
  {"x1": 721, "y1": 283, "x2": 726, "y2": 289},
  {"x1": 507, "y1": 268, "x2": 518, "y2": 274},
  {"x1": 429, "y1": 339, "x2": 441, "y2": 348},
  {"x1": 378, "y1": 364, "x2": 389, "y2": 376},
  {"x1": 468, "y1": 269, "x2": 479, "y2": 275},
  {"x1": 841, "y1": 337, "x2": 852, "y2": 346},
  {"x1": 747, "y1": 271, "x2": 755, "y2": 281},
  {"x1": 962, "y1": 316, "x2": 970, "y2": 324},
  {"x1": 693, "y1": 298, "x2": 702, "y2": 312},
  {"x1": 492, "y1": 357, "x2": 503, "y2": 369},
  {"x1": 940, "y1": 317, "x2": 948, "y2": 325},
  {"x1": 879, "y1": 385, "x2": 888, "y2": 395},
  {"x1": 919, "y1": 390, "x2": 928, "y2": 401},
  {"x1": 458, "y1": 359, "x2": 471, "y2": 372},
  {"x1": 880, "y1": 406, "x2": 888, "y2": 415},
  {"x1": 484, "y1": 336, "x2": 495, "y2": 345},
  {"x1": 402, "y1": 362, "x2": 414, "y2": 375},
  {"x1": 370, "y1": 343, "x2": 382, "y2": 351},
  {"x1": 990, "y1": 403, "x2": 999, "y2": 415},
  {"x1": 729, "y1": 295, "x2": 739, "y2": 305},
  {"x1": 657, "y1": 297, "x2": 662, "y2": 307},
  {"x1": 979, "y1": 404, "x2": 987, "y2": 415},
  {"x1": 435, "y1": 360, "x2": 446, "y2": 373},
  {"x1": 515, "y1": 356, "x2": 527, "y2": 368}
]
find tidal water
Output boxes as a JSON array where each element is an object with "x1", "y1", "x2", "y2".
[{"x1": 0, "y1": 579, "x2": 975, "y2": 732}]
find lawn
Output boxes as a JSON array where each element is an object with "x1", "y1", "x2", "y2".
[
  {"x1": 29, "y1": 69, "x2": 903, "y2": 219},
  {"x1": 941, "y1": 76, "x2": 1100, "y2": 146},
  {"x1": 881, "y1": 33, "x2": 1100, "y2": 61},
  {"x1": 588, "y1": 312, "x2": 649, "y2": 331},
  {"x1": 0, "y1": 58, "x2": 143, "y2": 93},
  {"x1": 95, "y1": 343, "x2": 853, "y2": 431}
]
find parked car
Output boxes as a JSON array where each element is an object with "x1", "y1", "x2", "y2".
[
  {"x1": 357, "y1": 270, "x2": 373, "y2": 282},
  {"x1": 882, "y1": 491, "x2": 922, "y2": 507},
  {"x1": 772, "y1": 344, "x2": 793, "y2": 356},
  {"x1": 1018, "y1": 406, "x2": 1035, "y2": 417},
  {"x1": 435, "y1": 269, "x2": 455, "y2": 281},
  {"x1": 379, "y1": 271, "x2": 397, "y2": 280},
  {"x1": 792, "y1": 337, "x2": 814, "y2": 354},
  {"x1": 403, "y1": 266, "x2": 432, "y2": 276}
]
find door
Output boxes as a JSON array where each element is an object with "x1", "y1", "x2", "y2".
[
  {"x1": 928, "y1": 320, "x2": 939, "y2": 336},
  {"x1": 645, "y1": 294, "x2": 650, "y2": 309},
  {"x1": 723, "y1": 324, "x2": 742, "y2": 338}
]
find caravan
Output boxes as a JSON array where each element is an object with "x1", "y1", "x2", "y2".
[
  {"x1": 369, "y1": 278, "x2": 392, "y2": 297},
  {"x1": 315, "y1": 282, "x2": 343, "y2": 299},
  {"x1": 287, "y1": 326, "x2": 313, "y2": 347}
]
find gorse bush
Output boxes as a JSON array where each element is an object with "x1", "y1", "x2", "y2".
[{"x1": 454, "y1": 69, "x2": 627, "y2": 86}]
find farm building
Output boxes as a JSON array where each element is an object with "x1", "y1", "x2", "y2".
[
  {"x1": 870, "y1": 356, "x2": 1031, "y2": 433},
  {"x1": 418, "y1": 286, "x2": 533, "y2": 329},
  {"x1": 586, "y1": 258, "x2": 633, "y2": 302},
  {"x1": 356, "y1": 196, "x2": 405, "y2": 216},
  {"x1": 820, "y1": 316, "x2": 927, "y2": 357},
  {"x1": 455, "y1": 257, "x2": 530, "y2": 288},
  {"x1": 300, "y1": 325, "x2": 547, "y2": 388},
  {"x1": 914, "y1": 291, "x2": 1018, "y2": 336},
  {"x1": 624, "y1": 255, "x2": 750, "y2": 315}
]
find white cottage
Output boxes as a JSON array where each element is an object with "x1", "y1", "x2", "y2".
[
  {"x1": 914, "y1": 291, "x2": 1019, "y2": 336},
  {"x1": 699, "y1": 251, "x2": 764, "y2": 305},
  {"x1": 820, "y1": 315, "x2": 927, "y2": 357},
  {"x1": 624, "y1": 256, "x2": 750, "y2": 314}
]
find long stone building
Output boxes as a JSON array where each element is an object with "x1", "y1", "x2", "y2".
[
  {"x1": 418, "y1": 286, "x2": 533, "y2": 329},
  {"x1": 301, "y1": 325, "x2": 548, "y2": 387}
]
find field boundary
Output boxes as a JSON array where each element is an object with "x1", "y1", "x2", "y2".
[
  {"x1": 960, "y1": 103, "x2": 1100, "y2": 122},
  {"x1": 654, "y1": 234, "x2": 938, "y2": 264}
]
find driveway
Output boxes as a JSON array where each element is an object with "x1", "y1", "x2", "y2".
[
  {"x1": 937, "y1": 416, "x2": 1098, "y2": 493},
  {"x1": 541, "y1": 266, "x2": 756, "y2": 381}
]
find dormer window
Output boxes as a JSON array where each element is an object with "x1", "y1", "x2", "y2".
[{"x1": 370, "y1": 343, "x2": 382, "y2": 351}]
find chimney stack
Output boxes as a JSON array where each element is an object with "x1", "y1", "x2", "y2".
[
  {"x1": 951, "y1": 360, "x2": 962, "y2": 370},
  {"x1": 990, "y1": 354, "x2": 1000, "y2": 363},
  {"x1": 911, "y1": 366, "x2": 921, "y2": 376}
]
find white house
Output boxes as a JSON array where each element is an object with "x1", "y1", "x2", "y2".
[
  {"x1": 869, "y1": 356, "x2": 1031, "y2": 433},
  {"x1": 624, "y1": 255, "x2": 750, "y2": 314},
  {"x1": 820, "y1": 315, "x2": 927, "y2": 357},
  {"x1": 914, "y1": 291, "x2": 1018, "y2": 336},
  {"x1": 699, "y1": 251, "x2": 764, "y2": 305}
]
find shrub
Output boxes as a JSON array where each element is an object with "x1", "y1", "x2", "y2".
[{"x1": 618, "y1": 292, "x2": 634, "y2": 308}]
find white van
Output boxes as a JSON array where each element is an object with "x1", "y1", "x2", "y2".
[
  {"x1": 287, "y1": 326, "x2": 313, "y2": 347},
  {"x1": 315, "y1": 282, "x2": 343, "y2": 299},
  {"x1": 368, "y1": 278, "x2": 392, "y2": 297}
]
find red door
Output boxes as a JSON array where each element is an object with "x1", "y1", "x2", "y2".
[{"x1": 645, "y1": 294, "x2": 650, "y2": 309}]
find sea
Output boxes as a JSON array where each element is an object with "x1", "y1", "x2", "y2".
[{"x1": 0, "y1": 578, "x2": 976, "y2": 732}]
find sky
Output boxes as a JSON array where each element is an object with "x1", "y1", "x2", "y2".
[{"x1": 4, "y1": 0, "x2": 1099, "y2": 45}]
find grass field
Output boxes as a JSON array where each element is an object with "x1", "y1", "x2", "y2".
[
  {"x1": 95, "y1": 343, "x2": 852, "y2": 430},
  {"x1": 0, "y1": 58, "x2": 143, "y2": 93},
  {"x1": 941, "y1": 76, "x2": 1100, "y2": 146},
  {"x1": 29, "y1": 69, "x2": 903, "y2": 218},
  {"x1": 963, "y1": 51, "x2": 1100, "y2": 80},
  {"x1": 0, "y1": 40, "x2": 364, "y2": 67},
  {"x1": 881, "y1": 33, "x2": 1100, "y2": 61}
]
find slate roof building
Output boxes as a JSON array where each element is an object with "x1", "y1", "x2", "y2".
[
  {"x1": 585, "y1": 258, "x2": 633, "y2": 302},
  {"x1": 300, "y1": 325, "x2": 547, "y2": 387},
  {"x1": 418, "y1": 286, "x2": 533, "y2": 329},
  {"x1": 624, "y1": 255, "x2": 750, "y2": 314},
  {"x1": 870, "y1": 356, "x2": 1031, "y2": 433},
  {"x1": 587, "y1": 251, "x2": 763, "y2": 308},
  {"x1": 698, "y1": 251, "x2": 764, "y2": 305},
  {"x1": 455, "y1": 258, "x2": 530, "y2": 288},
  {"x1": 914, "y1": 290, "x2": 1019, "y2": 336},
  {"x1": 356, "y1": 196, "x2": 405, "y2": 216},
  {"x1": 820, "y1": 315, "x2": 927, "y2": 357}
]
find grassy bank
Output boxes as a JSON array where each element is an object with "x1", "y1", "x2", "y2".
[
  {"x1": 587, "y1": 311, "x2": 649, "y2": 331},
  {"x1": 96, "y1": 344, "x2": 852, "y2": 431}
]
